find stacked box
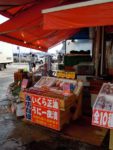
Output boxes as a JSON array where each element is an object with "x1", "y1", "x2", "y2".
[{"x1": 64, "y1": 54, "x2": 92, "y2": 66}]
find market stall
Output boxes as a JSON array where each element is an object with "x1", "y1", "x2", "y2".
[
  {"x1": 23, "y1": 76, "x2": 83, "y2": 131},
  {"x1": 7, "y1": 68, "x2": 41, "y2": 116}
]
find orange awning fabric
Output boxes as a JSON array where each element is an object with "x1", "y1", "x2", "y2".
[
  {"x1": 43, "y1": 1, "x2": 113, "y2": 30},
  {"x1": 0, "y1": 0, "x2": 82, "y2": 51}
]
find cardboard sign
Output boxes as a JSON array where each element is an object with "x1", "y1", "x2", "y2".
[
  {"x1": 63, "y1": 83, "x2": 71, "y2": 96},
  {"x1": 92, "y1": 109, "x2": 113, "y2": 129},
  {"x1": 57, "y1": 71, "x2": 65, "y2": 78},
  {"x1": 21, "y1": 79, "x2": 28, "y2": 89},
  {"x1": 65, "y1": 72, "x2": 75, "y2": 79},
  {"x1": 57, "y1": 71, "x2": 75, "y2": 79},
  {"x1": 25, "y1": 93, "x2": 60, "y2": 131},
  {"x1": 92, "y1": 83, "x2": 113, "y2": 129}
]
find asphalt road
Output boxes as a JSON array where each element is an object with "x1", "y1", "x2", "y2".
[
  {"x1": 0, "y1": 63, "x2": 108, "y2": 150},
  {"x1": 0, "y1": 63, "x2": 29, "y2": 102},
  {"x1": 0, "y1": 63, "x2": 52, "y2": 149},
  {"x1": 0, "y1": 62, "x2": 57, "y2": 101}
]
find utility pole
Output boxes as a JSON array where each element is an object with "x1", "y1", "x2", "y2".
[{"x1": 17, "y1": 46, "x2": 20, "y2": 63}]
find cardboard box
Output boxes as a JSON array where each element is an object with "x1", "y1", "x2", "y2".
[{"x1": 19, "y1": 91, "x2": 25, "y2": 101}]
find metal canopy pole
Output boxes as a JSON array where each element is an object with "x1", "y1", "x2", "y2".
[
  {"x1": 100, "y1": 26, "x2": 105, "y2": 75},
  {"x1": 95, "y1": 27, "x2": 101, "y2": 77}
]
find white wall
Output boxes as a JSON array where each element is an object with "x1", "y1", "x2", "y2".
[
  {"x1": 0, "y1": 42, "x2": 13, "y2": 63},
  {"x1": 66, "y1": 39, "x2": 93, "y2": 55}
]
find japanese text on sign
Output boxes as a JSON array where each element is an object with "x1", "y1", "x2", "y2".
[
  {"x1": 92, "y1": 109, "x2": 113, "y2": 129},
  {"x1": 31, "y1": 95, "x2": 59, "y2": 109},
  {"x1": 25, "y1": 94, "x2": 60, "y2": 130},
  {"x1": 32, "y1": 107, "x2": 58, "y2": 120}
]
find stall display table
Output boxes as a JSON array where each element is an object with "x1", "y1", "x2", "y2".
[{"x1": 24, "y1": 77, "x2": 83, "y2": 131}]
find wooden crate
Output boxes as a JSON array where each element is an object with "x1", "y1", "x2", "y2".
[
  {"x1": 19, "y1": 91, "x2": 25, "y2": 101},
  {"x1": 23, "y1": 89, "x2": 83, "y2": 130},
  {"x1": 109, "y1": 130, "x2": 113, "y2": 150},
  {"x1": 60, "y1": 94, "x2": 76, "y2": 111},
  {"x1": 60, "y1": 91, "x2": 83, "y2": 129}
]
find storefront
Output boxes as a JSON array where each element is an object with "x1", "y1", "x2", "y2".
[{"x1": 1, "y1": 0, "x2": 113, "y2": 149}]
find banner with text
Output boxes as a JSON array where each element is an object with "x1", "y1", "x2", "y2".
[{"x1": 25, "y1": 93, "x2": 60, "y2": 130}]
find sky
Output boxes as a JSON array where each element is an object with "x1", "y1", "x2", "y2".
[
  {"x1": 0, "y1": 41, "x2": 63, "y2": 54},
  {"x1": 0, "y1": 15, "x2": 63, "y2": 54},
  {"x1": 0, "y1": 15, "x2": 9, "y2": 24}
]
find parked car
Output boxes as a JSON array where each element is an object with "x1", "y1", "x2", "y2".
[
  {"x1": 36, "y1": 55, "x2": 45, "y2": 64},
  {"x1": 52, "y1": 55, "x2": 58, "y2": 63},
  {"x1": 13, "y1": 53, "x2": 29, "y2": 62},
  {"x1": 13, "y1": 53, "x2": 19, "y2": 62},
  {"x1": 0, "y1": 46, "x2": 13, "y2": 70}
]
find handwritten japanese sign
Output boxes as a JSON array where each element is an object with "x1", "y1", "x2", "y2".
[
  {"x1": 92, "y1": 83, "x2": 113, "y2": 129},
  {"x1": 25, "y1": 93, "x2": 60, "y2": 130},
  {"x1": 25, "y1": 94, "x2": 32, "y2": 120},
  {"x1": 92, "y1": 109, "x2": 113, "y2": 129}
]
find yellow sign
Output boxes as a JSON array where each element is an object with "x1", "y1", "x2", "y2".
[
  {"x1": 57, "y1": 71, "x2": 65, "y2": 78},
  {"x1": 66, "y1": 72, "x2": 75, "y2": 79},
  {"x1": 57, "y1": 71, "x2": 75, "y2": 79}
]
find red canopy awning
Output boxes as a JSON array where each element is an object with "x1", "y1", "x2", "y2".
[
  {"x1": 0, "y1": 0, "x2": 84, "y2": 51},
  {"x1": 43, "y1": 1, "x2": 113, "y2": 30}
]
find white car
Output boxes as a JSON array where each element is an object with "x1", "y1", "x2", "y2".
[
  {"x1": 36, "y1": 55, "x2": 45, "y2": 64},
  {"x1": 52, "y1": 55, "x2": 58, "y2": 63}
]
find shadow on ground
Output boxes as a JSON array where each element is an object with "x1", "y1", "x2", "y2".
[{"x1": 0, "y1": 128, "x2": 109, "y2": 150}]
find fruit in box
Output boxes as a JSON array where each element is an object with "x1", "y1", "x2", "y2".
[{"x1": 56, "y1": 80, "x2": 61, "y2": 87}]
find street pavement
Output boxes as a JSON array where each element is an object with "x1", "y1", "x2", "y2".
[
  {"x1": 0, "y1": 63, "x2": 108, "y2": 150},
  {"x1": 0, "y1": 63, "x2": 53, "y2": 150}
]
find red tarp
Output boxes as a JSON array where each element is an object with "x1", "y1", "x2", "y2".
[
  {"x1": 43, "y1": 2, "x2": 113, "y2": 30},
  {"x1": 0, "y1": 0, "x2": 84, "y2": 51}
]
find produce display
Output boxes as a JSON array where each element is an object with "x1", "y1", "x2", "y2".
[
  {"x1": 94, "y1": 83, "x2": 113, "y2": 111},
  {"x1": 100, "y1": 83, "x2": 113, "y2": 95},
  {"x1": 94, "y1": 95, "x2": 113, "y2": 111},
  {"x1": 8, "y1": 73, "x2": 83, "y2": 125},
  {"x1": 34, "y1": 76, "x2": 56, "y2": 88},
  {"x1": 33, "y1": 76, "x2": 82, "y2": 96},
  {"x1": 7, "y1": 82, "x2": 21, "y2": 100},
  {"x1": 24, "y1": 76, "x2": 83, "y2": 130}
]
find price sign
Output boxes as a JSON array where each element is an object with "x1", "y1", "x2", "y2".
[
  {"x1": 57, "y1": 71, "x2": 65, "y2": 78},
  {"x1": 63, "y1": 83, "x2": 71, "y2": 96},
  {"x1": 57, "y1": 71, "x2": 75, "y2": 79},
  {"x1": 65, "y1": 72, "x2": 75, "y2": 79},
  {"x1": 92, "y1": 83, "x2": 113, "y2": 129},
  {"x1": 92, "y1": 109, "x2": 113, "y2": 129},
  {"x1": 25, "y1": 93, "x2": 60, "y2": 131}
]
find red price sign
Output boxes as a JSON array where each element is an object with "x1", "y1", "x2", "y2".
[
  {"x1": 31, "y1": 95, "x2": 59, "y2": 109},
  {"x1": 92, "y1": 109, "x2": 113, "y2": 129},
  {"x1": 25, "y1": 93, "x2": 60, "y2": 130},
  {"x1": 32, "y1": 106, "x2": 60, "y2": 130}
]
